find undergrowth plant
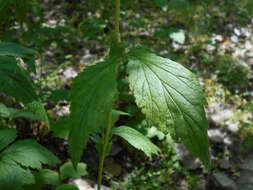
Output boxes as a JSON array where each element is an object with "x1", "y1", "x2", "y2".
[
  {"x1": 0, "y1": 0, "x2": 211, "y2": 189},
  {"x1": 0, "y1": 42, "x2": 87, "y2": 190},
  {"x1": 68, "y1": 0, "x2": 210, "y2": 189},
  {"x1": 0, "y1": 42, "x2": 60, "y2": 189}
]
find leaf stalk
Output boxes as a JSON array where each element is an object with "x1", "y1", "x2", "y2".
[{"x1": 97, "y1": 111, "x2": 112, "y2": 190}]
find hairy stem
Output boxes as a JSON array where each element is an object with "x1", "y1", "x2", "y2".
[
  {"x1": 97, "y1": 1, "x2": 121, "y2": 189},
  {"x1": 97, "y1": 111, "x2": 112, "y2": 190},
  {"x1": 114, "y1": 0, "x2": 120, "y2": 44}
]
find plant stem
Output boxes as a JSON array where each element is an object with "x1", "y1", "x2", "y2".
[
  {"x1": 97, "y1": 111, "x2": 112, "y2": 190},
  {"x1": 97, "y1": 2, "x2": 121, "y2": 189},
  {"x1": 114, "y1": 0, "x2": 120, "y2": 44}
]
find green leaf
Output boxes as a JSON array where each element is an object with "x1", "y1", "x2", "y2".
[
  {"x1": 69, "y1": 59, "x2": 118, "y2": 167},
  {"x1": 48, "y1": 89, "x2": 70, "y2": 103},
  {"x1": 147, "y1": 126, "x2": 165, "y2": 140},
  {"x1": 110, "y1": 109, "x2": 130, "y2": 128},
  {"x1": 112, "y1": 126, "x2": 160, "y2": 157},
  {"x1": 60, "y1": 162, "x2": 87, "y2": 181},
  {"x1": 0, "y1": 56, "x2": 38, "y2": 103},
  {"x1": 127, "y1": 48, "x2": 210, "y2": 168},
  {"x1": 24, "y1": 169, "x2": 60, "y2": 190},
  {"x1": 0, "y1": 103, "x2": 10, "y2": 118},
  {"x1": 0, "y1": 42, "x2": 38, "y2": 72},
  {"x1": 0, "y1": 128, "x2": 17, "y2": 151},
  {"x1": 0, "y1": 42, "x2": 38, "y2": 59},
  {"x1": 56, "y1": 184, "x2": 79, "y2": 190},
  {"x1": 51, "y1": 117, "x2": 69, "y2": 139},
  {"x1": 0, "y1": 159, "x2": 34, "y2": 190},
  {"x1": 10, "y1": 101, "x2": 50, "y2": 127},
  {"x1": 2, "y1": 139, "x2": 60, "y2": 169},
  {"x1": 33, "y1": 169, "x2": 60, "y2": 186}
]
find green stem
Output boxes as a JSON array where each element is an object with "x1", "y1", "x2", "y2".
[
  {"x1": 114, "y1": 0, "x2": 120, "y2": 44},
  {"x1": 97, "y1": 2, "x2": 121, "y2": 189},
  {"x1": 97, "y1": 111, "x2": 112, "y2": 190}
]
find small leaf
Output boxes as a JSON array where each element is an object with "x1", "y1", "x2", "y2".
[
  {"x1": 127, "y1": 48, "x2": 210, "y2": 168},
  {"x1": 56, "y1": 184, "x2": 79, "y2": 190},
  {"x1": 69, "y1": 59, "x2": 118, "y2": 167},
  {"x1": 10, "y1": 101, "x2": 50, "y2": 127},
  {"x1": 112, "y1": 126, "x2": 160, "y2": 157},
  {"x1": 2, "y1": 139, "x2": 60, "y2": 169},
  {"x1": 108, "y1": 109, "x2": 130, "y2": 128},
  {"x1": 33, "y1": 169, "x2": 60, "y2": 186},
  {"x1": 60, "y1": 162, "x2": 87, "y2": 181},
  {"x1": 25, "y1": 101, "x2": 50, "y2": 126},
  {"x1": 147, "y1": 126, "x2": 165, "y2": 140},
  {"x1": 0, "y1": 103, "x2": 10, "y2": 118},
  {"x1": 0, "y1": 128, "x2": 17, "y2": 151}
]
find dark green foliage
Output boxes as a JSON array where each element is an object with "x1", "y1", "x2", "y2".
[
  {"x1": 56, "y1": 184, "x2": 79, "y2": 190},
  {"x1": 153, "y1": 0, "x2": 168, "y2": 8},
  {"x1": 0, "y1": 56, "x2": 38, "y2": 103},
  {"x1": 0, "y1": 128, "x2": 17, "y2": 151},
  {"x1": 60, "y1": 162, "x2": 87, "y2": 180},
  {"x1": 0, "y1": 42, "x2": 38, "y2": 59},
  {"x1": 215, "y1": 55, "x2": 250, "y2": 91},
  {"x1": 69, "y1": 59, "x2": 118, "y2": 168},
  {"x1": 51, "y1": 117, "x2": 70, "y2": 139},
  {"x1": 2, "y1": 139, "x2": 60, "y2": 169},
  {"x1": 0, "y1": 129, "x2": 60, "y2": 189},
  {"x1": 0, "y1": 101, "x2": 49, "y2": 127},
  {"x1": 24, "y1": 169, "x2": 60, "y2": 189},
  {"x1": 0, "y1": 42, "x2": 39, "y2": 72}
]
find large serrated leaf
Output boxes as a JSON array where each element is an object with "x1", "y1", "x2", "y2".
[
  {"x1": 127, "y1": 48, "x2": 210, "y2": 168},
  {"x1": 2, "y1": 139, "x2": 60, "y2": 169},
  {"x1": 0, "y1": 56, "x2": 38, "y2": 103},
  {"x1": 0, "y1": 128, "x2": 17, "y2": 151},
  {"x1": 69, "y1": 59, "x2": 118, "y2": 167},
  {"x1": 112, "y1": 126, "x2": 160, "y2": 157}
]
